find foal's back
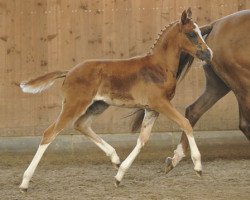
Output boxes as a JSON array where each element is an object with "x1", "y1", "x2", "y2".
[{"x1": 62, "y1": 55, "x2": 175, "y2": 107}]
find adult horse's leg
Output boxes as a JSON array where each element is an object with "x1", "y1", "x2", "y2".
[
  {"x1": 237, "y1": 96, "x2": 250, "y2": 140},
  {"x1": 19, "y1": 99, "x2": 92, "y2": 192},
  {"x1": 165, "y1": 64, "x2": 230, "y2": 173},
  {"x1": 74, "y1": 101, "x2": 121, "y2": 168},
  {"x1": 152, "y1": 99, "x2": 202, "y2": 176},
  {"x1": 115, "y1": 110, "x2": 158, "y2": 186}
]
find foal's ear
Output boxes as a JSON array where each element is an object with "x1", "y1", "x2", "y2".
[
  {"x1": 187, "y1": 8, "x2": 192, "y2": 19},
  {"x1": 181, "y1": 10, "x2": 188, "y2": 25}
]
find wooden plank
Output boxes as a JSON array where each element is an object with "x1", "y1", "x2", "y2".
[
  {"x1": 45, "y1": 0, "x2": 62, "y2": 125},
  {"x1": 0, "y1": 0, "x2": 7, "y2": 102},
  {"x1": 86, "y1": 0, "x2": 103, "y2": 59},
  {"x1": 127, "y1": 0, "x2": 140, "y2": 57},
  {"x1": 195, "y1": 0, "x2": 212, "y2": 25},
  {"x1": 0, "y1": 0, "x2": 8, "y2": 129},
  {"x1": 57, "y1": 0, "x2": 75, "y2": 69},
  {"x1": 112, "y1": 0, "x2": 129, "y2": 58},
  {"x1": 74, "y1": 0, "x2": 87, "y2": 61},
  {"x1": 132, "y1": 0, "x2": 143, "y2": 54},
  {"x1": 102, "y1": 0, "x2": 114, "y2": 58},
  {"x1": 140, "y1": 0, "x2": 159, "y2": 54},
  {"x1": 0, "y1": 0, "x2": 249, "y2": 136},
  {"x1": 5, "y1": 0, "x2": 27, "y2": 130}
]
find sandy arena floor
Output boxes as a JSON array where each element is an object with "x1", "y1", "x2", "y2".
[{"x1": 0, "y1": 140, "x2": 249, "y2": 200}]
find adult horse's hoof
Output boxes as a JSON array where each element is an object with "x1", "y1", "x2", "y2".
[
  {"x1": 19, "y1": 187, "x2": 28, "y2": 193},
  {"x1": 165, "y1": 157, "x2": 174, "y2": 174},
  {"x1": 114, "y1": 178, "x2": 120, "y2": 187},
  {"x1": 195, "y1": 170, "x2": 202, "y2": 177}
]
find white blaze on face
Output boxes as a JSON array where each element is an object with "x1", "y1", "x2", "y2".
[
  {"x1": 193, "y1": 23, "x2": 205, "y2": 43},
  {"x1": 193, "y1": 22, "x2": 213, "y2": 59}
]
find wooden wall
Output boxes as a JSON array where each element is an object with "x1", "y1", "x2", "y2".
[{"x1": 0, "y1": 0, "x2": 249, "y2": 136}]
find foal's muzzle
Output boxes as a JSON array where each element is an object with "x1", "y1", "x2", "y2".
[{"x1": 196, "y1": 49, "x2": 212, "y2": 62}]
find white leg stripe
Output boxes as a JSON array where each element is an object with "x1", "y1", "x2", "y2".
[
  {"x1": 93, "y1": 139, "x2": 120, "y2": 164},
  {"x1": 115, "y1": 139, "x2": 142, "y2": 181},
  {"x1": 172, "y1": 144, "x2": 185, "y2": 166},
  {"x1": 20, "y1": 144, "x2": 50, "y2": 189},
  {"x1": 187, "y1": 136, "x2": 202, "y2": 171},
  {"x1": 115, "y1": 110, "x2": 157, "y2": 183}
]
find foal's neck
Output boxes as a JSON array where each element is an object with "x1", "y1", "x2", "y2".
[{"x1": 151, "y1": 36, "x2": 181, "y2": 77}]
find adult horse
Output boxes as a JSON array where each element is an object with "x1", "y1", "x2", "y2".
[
  {"x1": 19, "y1": 9, "x2": 212, "y2": 192},
  {"x1": 132, "y1": 10, "x2": 250, "y2": 172},
  {"x1": 166, "y1": 10, "x2": 250, "y2": 172}
]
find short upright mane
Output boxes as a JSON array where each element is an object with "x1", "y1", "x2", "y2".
[{"x1": 148, "y1": 21, "x2": 178, "y2": 54}]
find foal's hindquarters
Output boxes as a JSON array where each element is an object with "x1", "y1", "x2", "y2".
[{"x1": 19, "y1": 63, "x2": 121, "y2": 191}]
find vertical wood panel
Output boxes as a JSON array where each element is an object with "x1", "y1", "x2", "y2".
[{"x1": 0, "y1": 0, "x2": 249, "y2": 136}]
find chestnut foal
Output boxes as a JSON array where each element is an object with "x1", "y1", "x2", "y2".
[{"x1": 19, "y1": 9, "x2": 212, "y2": 191}]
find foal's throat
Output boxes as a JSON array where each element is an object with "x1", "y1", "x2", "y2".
[{"x1": 151, "y1": 41, "x2": 181, "y2": 77}]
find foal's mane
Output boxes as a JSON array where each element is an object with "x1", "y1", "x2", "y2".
[{"x1": 148, "y1": 21, "x2": 178, "y2": 54}]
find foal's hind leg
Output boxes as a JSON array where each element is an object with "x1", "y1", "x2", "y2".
[
  {"x1": 74, "y1": 101, "x2": 121, "y2": 168},
  {"x1": 166, "y1": 64, "x2": 230, "y2": 173},
  {"x1": 115, "y1": 110, "x2": 158, "y2": 186},
  {"x1": 19, "y1": 99, "x2": 91, "y2": 192}
]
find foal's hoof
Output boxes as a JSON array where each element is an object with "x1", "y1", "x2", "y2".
[
  {"x1": 19, "y1": 187, "x2": 28, "y2": 193},
  {"x1": 114, "y1": 178, "x2": 120, "y2": 187},
  {"x1": 112, "y1": 163, "x2": 120, "y2": 170},
  {"x1": 195, "y1": 170, "x2": 202, "y2": 177},
  {"x1": 165, "y1": 157, "x2": 174, "y2": 174}
]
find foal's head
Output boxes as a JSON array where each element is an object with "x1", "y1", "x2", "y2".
[{"x1": 177, "y1": 8, "x2": 212, "y2": 62}]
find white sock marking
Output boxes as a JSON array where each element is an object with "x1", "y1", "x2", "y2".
[
  {"x1": 172, "y1": 144, "x2": 185, "y2": 166},
  {"x1": 20, "y1": 143, "x2": 50, "y2": 189},
  {"x1": 115, "y1": 110, "x2": 157, "y2": 182},
  {"x1": 115, "y1": 139, "x2": 142, "y2": 181},
  {"x1": 187, "y1": 135, "x2": 202, "y2": 171},
  {"x1": 95, "y1": 139, "x2": 120, "y2": 164}
]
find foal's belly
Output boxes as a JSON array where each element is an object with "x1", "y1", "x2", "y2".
[{"x1": 93, "y1": 93, "x2": 149, "y2": 109}]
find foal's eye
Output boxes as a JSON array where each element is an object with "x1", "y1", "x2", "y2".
[{"x1": 186, "y1": 32, "x2": 196, "y2": 38}]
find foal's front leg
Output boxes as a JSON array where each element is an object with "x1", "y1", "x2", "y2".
[
  {"x1": 166, "y1": 67, "x2": 230, "y2": 173},
  {"x1": 153, "y1": 99, "x2": 202, "y2": 175},
  {"x1": 115, "y1": 110, "x2": 158, "y2": 186}
]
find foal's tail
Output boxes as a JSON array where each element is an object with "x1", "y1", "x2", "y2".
[{"x1": 20, "y1": 70, "x2": 68, "y2": 94}]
